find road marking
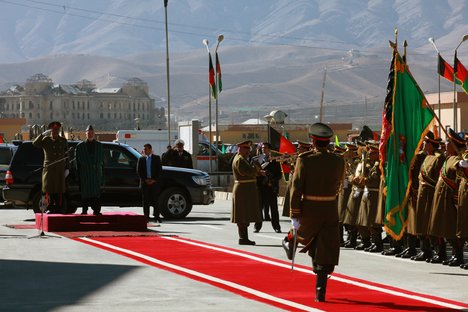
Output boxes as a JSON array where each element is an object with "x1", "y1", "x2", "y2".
[
  {"x1": 199, "y1": 225, "x2": 222, "y2": 230},
  {"x1": 79, "y1": 237, "x2": 322, "y2": 312}
]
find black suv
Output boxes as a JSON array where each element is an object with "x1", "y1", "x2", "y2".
[
  {"x1": 2, "y1": 141, "x2": 215, "y2": 219},
  {"x1": 0, "y1": 143, "x2": 18, "y2": 201}
]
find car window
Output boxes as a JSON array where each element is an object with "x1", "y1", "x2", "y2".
[
  {"x1": 0, "y1": 147, "x2": 13, "y2": 165},
  {"x1": 104, "y1": 146, "x2": 134, "y2": 168}
]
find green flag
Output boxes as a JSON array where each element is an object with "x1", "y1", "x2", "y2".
[{"x1": 383, "y1": 48, "x2": 435, "y2": 240}]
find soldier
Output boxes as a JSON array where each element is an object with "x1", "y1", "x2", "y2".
[
  {"x1": 76, "y1": 125, "x2": 104, "y2": 216},
  {"x1": 231, "y1": 140, "x2": 262, "y2": 245},
  {"x1": 284, "y1": 122, "x2": 345, "y2": 302},
  {"x1": 409, "y1": 131, "x2": 444, "y2": 262},
  {"x1": 32, "y1": 121, "x2": 69, "y2": 213},
  {"x1": 427, "y1": 129, "x2": 465, "y2": 266},
  {"x1": 282, "y1": 140, "x2": 311, "y2": 218},
  {"x1": 457, "y1": 153, "x2": 468, "y2": 269},
  {"x1": 355, "y1": 142, "x2": 384, "y2": 252},
  {"x1": 168, "y1": 139, "x2": 193, "y2": 169},
  {"x1": 342, "y1": 142, "x2": 367, "y2": 249}
]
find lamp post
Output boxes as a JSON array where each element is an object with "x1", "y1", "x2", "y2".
[
  {"x1": 453, "y1": 34, "x2": 468, "y2": 132},
  {"x1": 428, "y1": 37, "x2": 442, "y2": 135},
  {"x1": 214, "y1": 34, "x2": 224, "y2": 172},
  {"x1": 264, "y1": 114, "x2": 273, "y2": 143},
  {"x1": 134, "y1": 117, "x2": 141, "y2": 130},
  {"x1": 203, "y1": 39, "x2": 213, "y2": 173},
  {"x1": 164, "y1": 0, "x2": 171, "y2": 145}
]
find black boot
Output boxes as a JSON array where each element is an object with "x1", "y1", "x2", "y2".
[
  {"x1": 343, "y1": 228, "x2": 357, "y2": 248},
  {"x1": 282, "y1": 235, "x2": 294, "y2": 260},
  {"x1": 355, "y1": 237, "x2": 371, "y2": 250},
  {"x1": 238, "y1": 225, "x2": 255, "y2": 245},
  {"x1": 315, "y1": 272, "x2": 328, "y2": 302}
]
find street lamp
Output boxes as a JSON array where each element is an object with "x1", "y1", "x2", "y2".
[
  {"x1": 452, "y1": 35, "x2": 468, "y2": 131},
  {"x1": 134, "y1": 117, "x2": 141, "y2": 130},
  {"x1": 428, "y1": 37, "x2": 442, "y2": 135},
  {"x1": 264, "y1": 114, "x2": 273, "y2": 143},
  {"x1": 164, "y1": 0, "x2": 171, "y2": 146},
  {"x1": 202, "y1": 39, "x2": 213, "y2": 173}
]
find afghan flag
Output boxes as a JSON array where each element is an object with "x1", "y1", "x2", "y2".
[
  {"x1": 269, "y1": 125, "x2": 295, "y2": 155},
  {"x1": 208, "y1": 52, "x2": 217, "y2": 99},
  {"x1": 455, "y1": 54, "x2": 468, "y2": 93},
  {"x1": 383, "y1": 47, "x2": 435, "y2": 240},
  {"x1": 438, "y1": 54, "x2": 455, "y2": 82},
  {"x1": 216, "y1": 52, "x2": 222, "y2": 95}
]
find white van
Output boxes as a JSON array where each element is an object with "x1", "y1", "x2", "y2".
[{"x1": 114, "y1": 130, "x2": 177, "y2": 156}]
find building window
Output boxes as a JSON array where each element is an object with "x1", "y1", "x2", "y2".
[
  {"x1": 49, "y1": 101, "x2": 52, "y2": 110},
  {"x1": 29, "y1": 112, "x2": 32, "y2": 119},
  {"x1": 29, "y1": 101, "x2": 34, "y2": 109},
  {"x1": 72, "y1": 101, "x2": 75, "y2": 109}
]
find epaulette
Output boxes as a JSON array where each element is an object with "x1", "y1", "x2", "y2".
[{"x1": 298, "y1": 150, "x2": 315, "y2": 158}]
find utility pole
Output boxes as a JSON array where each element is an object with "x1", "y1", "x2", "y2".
[{"x1": 319, "y1": 68, "x2": 327, "y2": 123}]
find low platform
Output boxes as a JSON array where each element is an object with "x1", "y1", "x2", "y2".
[{"x1": 35, "y1": 212, "x2": 147, "y2": 232}]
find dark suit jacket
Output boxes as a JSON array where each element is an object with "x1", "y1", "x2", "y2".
[{"x1": 137, "y1": 154, "x2": 163, "y2": 188}]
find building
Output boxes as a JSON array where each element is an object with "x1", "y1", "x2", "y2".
[
  {"x1": 0, "y1": 74, "x2": 166, "y2": 131},
  {"x1": 426, "y1": 91, "x2": 468, "y2": 138},
  {"x1": 0, "y1": 118, "x2": 26, "y2": 142}
]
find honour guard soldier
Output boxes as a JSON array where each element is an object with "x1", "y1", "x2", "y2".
[
  {"x1": 457, "y1": 153, "x2": 468, "y2": 269},
  {"x1": 33, "y1": 121, "x2": 69, "y2": 213},
  {"x1": 428, "y1": 129, "x2": 465, "y2": 266},
  {"x1": 284, "y1": 122, "x2": 345, "y2": 302},
  {"x1": 231, "y1": 140, "x2": 262, "y2": 245}
]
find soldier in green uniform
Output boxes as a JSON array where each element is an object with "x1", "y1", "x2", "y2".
[
  {"x1": 286, "y1": 122, "x2": 345, "y2": 302},
  {"x1": 76, "y1": 125, "x2": 104, "y2": 216},
  {"x1": 33, "y1": 121, "x2": 69, "y2": 213},
  {"x1": 428, "y1": 129, "x2": 465, "y2": 266},
  {"x1": 231, "y1": 140, "x2": 262, "y2": 245}
]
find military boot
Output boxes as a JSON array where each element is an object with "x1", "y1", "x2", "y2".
[{"x1": 315, "y1": 272, "x2": 328, "y2": 302}]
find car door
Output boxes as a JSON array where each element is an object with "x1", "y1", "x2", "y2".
[{"x1": 101, "y1": 145, "x2": 140, "y2": 206}]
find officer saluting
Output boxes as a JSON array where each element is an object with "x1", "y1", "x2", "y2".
[{"x1": 286, "y1": 122, "x2": 345, "y2": 302}]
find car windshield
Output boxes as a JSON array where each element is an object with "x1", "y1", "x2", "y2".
[{"x1": 0, "y1": 147, "x2": 12, "y2": 165}]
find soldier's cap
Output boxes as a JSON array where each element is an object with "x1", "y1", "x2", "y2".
[
  {"x1": 424, "y1": 130, "x2": 442, "y2": 145},
  {"x1": 297, "y1": 140, "x2": 311, "y2": 149},
  {"x1": 309, "y1": 122, "x2": 333, "y2": 141},
  {"x1": 86, "y1": 124, "x2": 94, "y2": 131},
  {"x1": 448, "y1": 128, "x2": 466, "y2": 146},
  {"x1": 48, "y1": 121, "x2": 61, "y2": 129},
  {"x1": 174, "y1": 139, "x2": 185, "y2": 146},
  {"x1": 236, "y1": 140, "x2": 252, "y2": 148}
]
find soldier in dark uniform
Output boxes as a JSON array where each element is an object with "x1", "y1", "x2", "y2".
[
  {"x1": 169, "y1": 139, "x2": 193, "y2": 169},
  {"x1": 33, "y1": 121, "x2": 69, "y2": 213},
  {"x1": 76, "y1": 125, "x2": 104, "y2": 215},
  {"x1": 284, "y1": 122, "x2": 345, "y2": 302},
  {"x1": 231, "y1": 140, "x2": 262, "y2": 245},
  {"x1": 457, "y1": 153, "x2": 468, "y2": 269},
  {"x1": 253, "y1": 142, "x2": 282, "y2": 233},
  {"x1": 428, "y1": 129, "x2": 465, "y2": 266}
]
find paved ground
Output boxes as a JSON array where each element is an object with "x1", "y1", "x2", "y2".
[{"x1": 1, "y1": 197, "x2": 467, "y2": 311}]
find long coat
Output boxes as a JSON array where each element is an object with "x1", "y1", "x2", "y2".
[
  {"x1": 406, "y1": 152, "x2": 427, "y2": 234},
  {"x1": 290, "y1": 149, "x2": 345, "y2": 266},
  {"x1": 76, "y1": 140, "x2": 104, "y2": 199},
  {"x1": 428, "y1": 155, "x2": 461, "y2": 239},
  {"x1": 356, "y1": 160, "x2": 381, "y2": 227},
  {"x1": 343, "y1": 160, "x2": 365, "y2": 226},
  {"x1": 457, "y1": 171, "x2": 468, "y2": 239},
  {"x1": 338, "y1": 157, "x2": 357, "y2": 223},
  {"x1": 409, "y1": 153, "x2": 445, "y2": 235},
  {"x1": 231, "y1": 154, "x2": 262, "y2": 224},
  {"x1": 33, "y1": 133, "x2": 68, "y2": 194}
]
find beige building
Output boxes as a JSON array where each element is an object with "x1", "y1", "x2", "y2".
[
  {"x1": 426, "y1": 91, "x2": 468, "y2": 138},
  {"x1": 0, "y1": 118, "x2": 26, "y2": 142},
  {"x1": 0, "y1": 74, "x2": 166, "y2": 131}
]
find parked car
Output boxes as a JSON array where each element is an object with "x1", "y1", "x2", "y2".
[
  {"x1": 2, "y1": 141, "x2": 215, "y2": 219},
  {"x1": 0, "y1": 143, "x2": 18, "y2": 201}
]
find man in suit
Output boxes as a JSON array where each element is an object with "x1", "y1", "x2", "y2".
[
  {"x1": 137, "y1": 143, "x2": 163, "y2": 222},
  {"x1": 285, "y1": 122, "x2": 345, "y2": 302}
]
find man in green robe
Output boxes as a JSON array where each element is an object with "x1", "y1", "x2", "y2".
[{"x1": 76, "y1": 125, "x2": 104, "y2": 215}]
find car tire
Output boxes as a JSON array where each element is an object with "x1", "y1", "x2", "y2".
[{"x1": 159, "y1": 187, "x2": 192, "y2": 219}]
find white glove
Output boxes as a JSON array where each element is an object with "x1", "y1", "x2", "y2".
[
  {"x1": 42, "y1": 129, "x2": 52, "y2": 136},
  {"x1": 291, "y1": 218, "x2": 300, "y2": 230},
  {"x1": 64, "y1": 169, "x2": 69, "y2": 178}
]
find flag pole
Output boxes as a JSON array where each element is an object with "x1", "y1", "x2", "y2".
[
  {"x1": 428, "y1": 37, "x2": 442, "y2": 135},
  {"x1": 203, "y1": 39, "x2": 213, "y2": 173},
  {"x1": 453, "y1": 50, "x2": 458, "y2": 132},
  {"x1": 164, "y1": 0, "x2": 171, "y2": 146}
]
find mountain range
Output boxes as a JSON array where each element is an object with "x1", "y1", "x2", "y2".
[{"x1": 0, "y1": 0, "x2": 468, "y2": 128}]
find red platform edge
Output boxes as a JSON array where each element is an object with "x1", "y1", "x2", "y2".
[{"x1": 35, "y1": 212, "x2": 147, "y2": 232}]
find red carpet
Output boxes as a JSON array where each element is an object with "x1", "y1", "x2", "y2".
[{"x1": 75, "y1": 236, "x2": 468, "y2": 311}]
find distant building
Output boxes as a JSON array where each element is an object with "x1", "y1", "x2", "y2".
[{"x1": 0, "y1": 74, "x2": 166, "y2": 130}]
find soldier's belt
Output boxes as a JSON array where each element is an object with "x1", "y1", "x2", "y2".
[
  {"x1": 302, "y1": 195, "x2": 336, "y2": 201},
  {"x1": 421, "y1": 181, "x2": 435, "y2": 188},
  {"x1": 234, "y1": 179, "x2": 257, "y2": 183},
  {"x1": 365, "y1": 187, "x2": 379, "y2": 192}
]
